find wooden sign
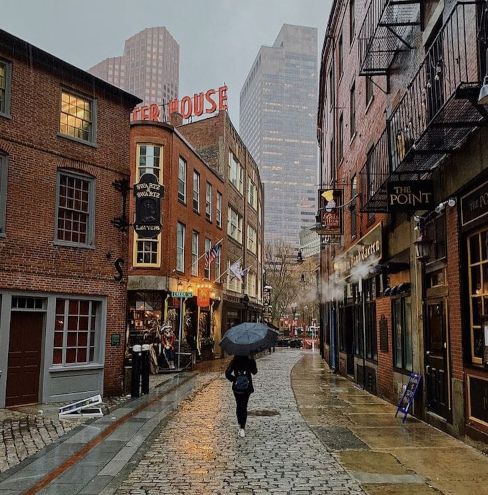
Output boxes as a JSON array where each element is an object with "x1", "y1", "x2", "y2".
[
  {"x1": 387, "y1": 181, "x2": 434, "y2": 211},
  {"x1": 317, "y1": 189, "x2": 343, "y2": 235},
  {"x1": 395, "y1": 373, "x2": 421, "y2": 423},
  {"x1": 134, "y1": 173, "x2": 163, "y2": 239}
]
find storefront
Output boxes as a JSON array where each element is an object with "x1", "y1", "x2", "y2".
[{"x1": 460, "y1": 180, "x2": 488, "y2": 437}]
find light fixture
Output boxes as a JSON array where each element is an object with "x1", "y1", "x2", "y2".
[
  {"x1": 447, "y1": 197, "x2": 456, "y2": 207},
  {"x1": 414, "y1": 234, "x2": 431, "y2": 262}
]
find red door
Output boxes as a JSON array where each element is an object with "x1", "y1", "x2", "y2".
[{"x1": 6, "y1": 312, "x2": 43, "y2": 407}]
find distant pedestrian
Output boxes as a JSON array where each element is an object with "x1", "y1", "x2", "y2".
[{"x1": 225, "y1": 354, "x2": 257, "y2": 438}]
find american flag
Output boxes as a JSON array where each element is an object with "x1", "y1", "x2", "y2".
[{"x1": 205, "y1": 242, "x2": 221, "y2": 268}]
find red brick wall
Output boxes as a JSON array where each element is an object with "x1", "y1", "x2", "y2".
[
  {"x1": 0, "y1": 43, "x2": 137, "y2": 396},
  {"x1": 446, "y1": 207, "x2": 463, "y2": 381},
  {"x1": 376, "y1": 297, "x2": 395, "y2": 401}
]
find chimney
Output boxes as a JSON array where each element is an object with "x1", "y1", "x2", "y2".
[{"x1": 170, "y1": 112, "x2": 183, "y2": 127}]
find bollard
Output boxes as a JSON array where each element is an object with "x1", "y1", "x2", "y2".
[
  {"x1": 141, "y1": 344, "x2": 151, "y2": 395},
  {"x1": 131, "y1": 344, "x2": 142, "y2": 398}
]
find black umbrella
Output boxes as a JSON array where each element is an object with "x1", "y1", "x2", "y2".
[{"x1": 220, "y1": 322, "x2": 279, "y2": 356}]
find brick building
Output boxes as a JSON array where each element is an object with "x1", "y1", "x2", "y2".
[
  {"x1": 0, "y1": 30, "x2": 140, "y2": 406},
  {"x1": 178, "y1": 111, "x2": 265, "y2": 334},
  {"x1": 318, "y1": 0, "x2": 488, "y2": 442},
  {"x1": 127, "y1": 119, "x2": 225, "y2": 360}
]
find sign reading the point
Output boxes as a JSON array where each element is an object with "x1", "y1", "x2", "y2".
[{"x1": 387, "y1": 181, "x2": 433, "y2": 211}]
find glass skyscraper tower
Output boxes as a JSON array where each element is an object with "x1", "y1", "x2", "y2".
[{"x1": 240, "y1": 24, "x2": 318, "y2": 248}]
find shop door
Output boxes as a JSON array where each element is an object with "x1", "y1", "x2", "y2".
[
  {"x1": 6, "y1": 312, "x2": 44, "y2": 407},
  {"x1": 425, "y1": 301, "x2": 449, "y2": 418},
  {"x1": 344, "y1": 307, "x2": 355, "y2": 375}
]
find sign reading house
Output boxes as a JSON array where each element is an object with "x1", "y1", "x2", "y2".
[
  {"x1": 134, "y1": 173, "x2": 163, "y2": 239},
  {"x1": 387, "y1": 181, "x2": 434, "y2": 211}
]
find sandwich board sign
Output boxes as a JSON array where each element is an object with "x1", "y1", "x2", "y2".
[
  {"x1": 58, "y1": 394, "x2": 103, "y2": 420},
  {"x1": 395, "y1": 373, "x2": 421, "y2": 423}
]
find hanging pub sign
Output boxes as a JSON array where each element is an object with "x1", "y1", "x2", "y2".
[
  {"x1": 134, "y1": 173, "x2": 163, "y2": 239},
  {"x1": 387, "y1": 181, "x2": 434, "y2": 211},
  {"x1": 197, "y1": 287, "x2": 211, "y2": 308},
  {"x1": 316, "y1": 189, "x2": 343, "y2": 236}
]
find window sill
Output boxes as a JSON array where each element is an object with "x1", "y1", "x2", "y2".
[
  {"x1": 49, "y1": 363, "x2": 104, "y2": 373},
  {"x1": 133, "y1": 263, "x2": 161, "y2": 269},
  {"x1": 206, "y1": 217, "x2": 213, "y2": 224},
  {"x1": 193, "y1": 208, "x2": 201, "y2": 215},
  {"x1": 0, "y1": 112, "x2": 12, "y2": 120},
  {"x1": 53, "y1": 240, "x2": 95, "y2": 250},
  {"x1": 57, "y1": 132, "x2": 97, "y2": 148},
  {"x1": 177, "y1": 198, "x2": 186, "y2": 206}
]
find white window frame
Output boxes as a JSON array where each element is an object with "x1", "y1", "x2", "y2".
[
  {"x1": 59, "y1": 89, "x2": 97, "y2": 145},
  {"x1": 178, "y1": 157, "x2": 187, "y2": 203},
  {"x1": 137, "y1": 144, "x2": 162, "y2": 182},
  {"x1": 206, "y1": 182, "x2": 212, "y2": 221},
  {"x1": 247, "y1": 225, "x2": 257, "y2": 254},
  {"x1": 176, "y1": 222, "x2": 186, "y2": 272},
  {"x1": 229, "y1": 151, "x2": 244, "y2": 194},
  {"x1": 55, "y1": 169, "x2": 95, "y2": 248},
  {"x1": 0, "y1": 59, "x2": 12, "y2": 117},
  {"x1": 227, "y1": 206, "x2": 242, "y2": 243},
  {"x1": 248, "y1": 179, "x2": 258, "y2": 210},
  {"x1": 191, "y1": 230, "x2": 199, "y2": 276},
  {"x1": 133, "y1": 233, "x2": 161, "y2": 267},
  {"x1": 227, "y1": 260, "x2": 242, "y2": 293},
  {"x1": 193, "y1": 171, "x2": 200, "y2": 212},
  {"x1": 216, "y1": 192, "x2": 222, "y2": 228}
]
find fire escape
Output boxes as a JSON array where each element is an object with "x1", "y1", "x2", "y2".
[
  {"x1": 361, "y1": 1, "x2": 488, "y2": 213},
  {"x1": 358, "y1": 0, "x2": 421, "y2": 75}
]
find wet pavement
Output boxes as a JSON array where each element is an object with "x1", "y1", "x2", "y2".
[{"x1": 0, "y1": 350, "x2": 486, "y2": 494}]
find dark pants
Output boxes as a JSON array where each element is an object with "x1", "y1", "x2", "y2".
[{"x1": 233, "y1": 391, "x2": 251, "y2": 428}]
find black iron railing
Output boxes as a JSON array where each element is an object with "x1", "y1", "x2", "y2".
[
  {"x1": 358, "y1": 0, "x2": 421, "y2": 75},
  {"x1": 390, "y1": 1, "x2": 485, "y2": 173}
]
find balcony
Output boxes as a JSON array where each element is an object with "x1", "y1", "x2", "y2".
[
  {"x1": 360, "y1": 129, "x2": 390, "y2": 213},
  {"x1": 359, "y1": 0, "x2": 421, "y2": 76},
  {"x1": 361, "y1": 1, "x2": 488, "y2": 213}
]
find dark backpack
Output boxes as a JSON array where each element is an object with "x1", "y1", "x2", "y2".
[{"x1": 233, "y1": 371, "x2": 250, "y2": 394}]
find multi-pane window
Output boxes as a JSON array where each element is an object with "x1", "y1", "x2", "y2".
[
  {"x1": 215, "y1": 248, "x2": 221, "y2": 281},
  {"x1": 351, "y1": 175, "x2": 357, "y2": 237},
  {"x1": 227, "y1": 260, "x2": 242, "y2": 293},
  {"x1": 193, "y1": 171, "x2": 200, "y2": 212},
  {"x1": 0, "y1": 60, "x2": 12, "y2": 116},
  {"x1": 191, "y1": 231, "x2": 199, "y2": 276},
  {"x1": 178, "y1": 157, "x2": 186, "y2": 202},
  {"x1": 135, "y1": 235, "x2": 160, "y2": 266},
  {"x1": 53, "y1": 299, "x2": 99, "y2": 365},
  {"x1": 206, "y1": 182, "x2": 212, "y2": 221},
  {"x1": 204, "y1": 238, "x2": 211, "y2": 279},
  {"x1": 56, "y1": 171, "x2": 94, "y2": 246},
  {"x1": 228, "y1": 207, "x2": 243, "y2": 243},
  {"x1": 137, "y1": 144, "x2": 162, "y2": 181},
  {"x1": 247, "y1": 225, "x2": 257, "y2": 254},
  {"x1": 350, "y1": 83, "x2": 356, "y2": 137},
  {"x1": 467, "y1": 229, "x2": 488, "y2": 364},
  {"x1": 60, "y1": 91, "x2": 94, "y2": 143},
  {"x1": 338, "y1": 113, "x2": 344, "y2": 163},
  {"x1": 364, "y1": 278, "x2": 377, "y2": 361},
  {"x1": 176, "y1": 222, "x2": 185, "y2": 272},
  {"x1": 350, "y1": 0, "x2": 355, "y2": 44},
  {"x1": 247, "y1": 271, "x2": 257, "y2": 297},
  {"x1": 366, "y1": 76, "x2": 374, "y2": 106},
  {"x1": 248, "y1": 180, "x2": 258, "y2": 210},
  {"x1": 229, "y1": 152, "x2": 244, "y2": 193},
  {"x1": 216, "y1": 192, "x2": 222, "y2": 228},
  {"x1": 0, "y1": 154, "x2": 7, "y2": 235},
  {"x1": 392, "y1": 297, "x2": 413, "y2": 371}
]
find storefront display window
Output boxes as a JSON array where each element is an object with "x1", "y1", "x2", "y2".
[
  {"x1": 128, "y1": 292, "x2": 163, "y2": 335},
  {"x1": 467, "y1": 229, "x2": 488, "y2": 364}
]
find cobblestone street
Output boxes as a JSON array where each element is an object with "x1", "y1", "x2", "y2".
[{"x1": 114, "y1": 351, "x2": 364, "y2": 495}]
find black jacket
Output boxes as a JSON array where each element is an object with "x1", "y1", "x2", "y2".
[{"x1": 225, "y1": 356, "x2": 258, "y2": 394}]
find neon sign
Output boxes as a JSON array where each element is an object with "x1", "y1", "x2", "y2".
[{"x1": 130, "y1": 85, "x2": 228, "y2": 123}]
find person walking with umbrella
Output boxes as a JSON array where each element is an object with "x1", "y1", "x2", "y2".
[
  {"x1": 225, "y1": 354, "x2": 257, "y2": 438},
  {"x1": 220, "y1": 322, "x2": 278, "y2": 438}
]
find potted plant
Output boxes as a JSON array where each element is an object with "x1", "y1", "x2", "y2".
[{"x1": 200, "y1": 336, "x2": 215, "y2": 360}]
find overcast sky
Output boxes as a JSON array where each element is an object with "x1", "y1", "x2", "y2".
[{"x1": 1, "y1": 0, "x2": 331, "y2": 126}]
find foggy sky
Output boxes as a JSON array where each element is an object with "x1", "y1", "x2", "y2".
[{"x1": 1, "y1": 0, "x2": 331, "y2": 126}]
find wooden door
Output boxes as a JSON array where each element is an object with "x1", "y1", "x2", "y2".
[
  {"x1": 425, "y1": 301, "x2": 449, "y2": 418},
  {"x1": 6, "y1": 312, "x2": 43, "y2": 407}
]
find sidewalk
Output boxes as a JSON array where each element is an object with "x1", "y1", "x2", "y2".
[
  {"x1": 0, "y1": 371, "x2": 214, "y2": 495},
  {"x1": 292, "y1": 352, "x2": 488, "y2": 495}
]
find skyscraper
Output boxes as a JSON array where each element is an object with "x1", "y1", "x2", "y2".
[
  {"x1": 240, "y1": 24, "x2": 318, "y2": 248},
  {"x1": 89, "y1": 27, "x2": 179, "y2": 104}
]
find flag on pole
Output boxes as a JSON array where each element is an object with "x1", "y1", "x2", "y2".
[
  {"x1": 229, "y1": 260, "x2": 243, "y2": 281},
  {"x1": 240, "y1": 266, "x2": 250, "y2": 278},
  {"x1": 205, "y1": 242, "x2": 221, "y2": 268}
]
